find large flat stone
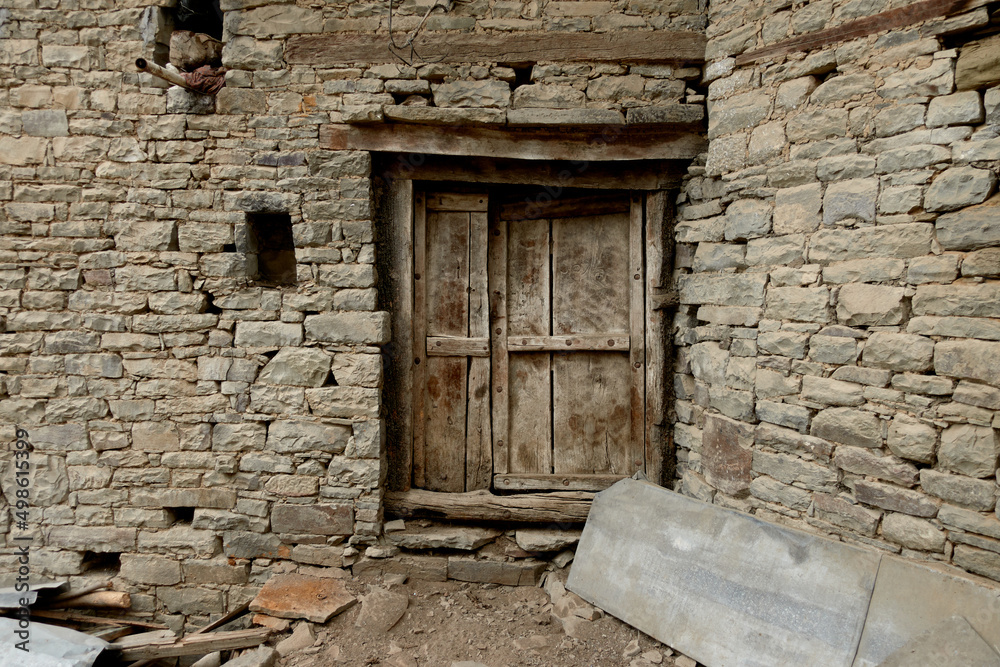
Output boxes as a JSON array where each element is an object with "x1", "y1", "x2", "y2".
[
  {"x1": 853, "y1": 556, "x2": 1000, "y2": 666},
  {"x1": 877, "y1": 616, "x2": 1000, "y2": 667},
  {"x1": 386, "y1": 526, "x2": 501, "y2": 551},
  {"x1": 567, "y1": 479, "x2": 880, "y2": 667},
  {"x1": 249, "y1": 574, "x2": 356, "y2": 623}
]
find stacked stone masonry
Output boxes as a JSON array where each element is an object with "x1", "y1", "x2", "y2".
[
  {"x1": 0, "y1": 0, "x2": 998, "y2": 632},
  {"x1": 677, "y1": 0, "x2": 1000, "y2": 584}
]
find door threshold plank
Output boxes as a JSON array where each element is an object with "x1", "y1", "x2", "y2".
[
  {"x1": 507, "y1": 334, "x2": 629, "y2": 352},
  {"x1": 385, "y1": 489, "x2": 593, "y2": 522},
  {"x1": 495, "y1": 473, "x2": 627, "y2": 492}
]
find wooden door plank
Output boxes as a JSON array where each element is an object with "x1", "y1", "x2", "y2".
[
  {"x1": 508, "y1": 334, "x2": 629, "y2": 352},
  {"x1": 427, "y1": 192, "x2": 489, "y2": 212},
  {"x1": 507, "y1": 217, "x2": 552, "y2": 475},
  {"x1": 466, "y1": 211, "x2": 492, "y2": 491},
  {"x1": 629, "y1": 194, "x2": 647, "y2": 479},
  {"x1": 494, "y1": 473, "x2": 626, "y2": 492},
  {"x1": 388, "y1": 179, "x2": 413, "y2": 491},
  {"x1": 287, "y1": 31, "x2": 707, "y2": 66},
  {"x1": 552, "y1": 213, "x2": 630, "y2": 336},
  {"x1": 412, "y1": 192, "x2": 428, "y2": 489},
  {"x1": 552, "y1": 352, "x2": 632, "y2": 474},
  {"x1": 423, "y1": 208, "x2": 472, "y2": 492},
  {"x1": 644, "y1": 191, "x2": 667, "y2": 485},
  {"x1": 426, "y1": 337, "x2": 490, "y2": 357},
  {"x1": 488, "y1": 211, "x2": 510, "y2": 476}
]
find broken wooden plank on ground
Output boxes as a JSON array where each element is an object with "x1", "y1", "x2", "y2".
[
  {"x1": 28, "y1": 609, "x2": 167, "y2": 629},
  {"x1": 286, "y1": 31, "x2": 706, "y2": 66},
  {"x1": 385, "y1": 488, "x2": 594, "y2": 522},
  {"x1": 109, "y1": 627, "x2": 271, "y2": 661},
  {"x1": 567, "y1": 479, "x2": 881, "y2": 667}
]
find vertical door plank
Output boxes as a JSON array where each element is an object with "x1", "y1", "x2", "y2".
[
  {"x1": 644, "y1": 191, "x2": 667, "y2": 485},
  {"x1": 551, "y1": 210, "x2": 633, "y2": 474},
  {"x1": 423, "y1": 209, "x2": 471, "y2": 492},
  {"x1": 552, "y1": 352, "x2": 632, "y2": 474},
  {"x1": 552, "y1": 214, "x2": 630, "y2": 335},
  {"x1": 628, "y1": 194, "x2": 647, "y2": 478},
  {"x1": 466, "y1": 211, "x2": 492, "y2": 491},
  {"x1": 507, "y1": 218, "x2": 552, "y2": 474},
  {"x1": 388, "y1": 179, "x2": 414, "y2": 491},
  {"x1": 489, "y1": 212, "x2": 510, "y2": 476},
  {"x1": 412, "y1": 192, "x2": 428, "y2": 489}
]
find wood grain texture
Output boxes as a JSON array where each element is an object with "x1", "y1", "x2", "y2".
[
  {"x1": 508, "y1": 334, "x2": 630, "y2": 352},
  {"x1": 424, "y1": 356, "x2": 468, "y2": 492},
  {"x1": 552, "y1": 213, "x2": 630, "y2": 336},
  {"x1": 466, "y1": 211, "x2": 492, "y2": 491},
  {"x1": 377, "y1": 155, "x2": 686, "y2": 191},
  {"x1": 287, "y1": 31, "x2": 706, "y2": 66},
  {"x1": 501, "y1": 194, "x2": 630, "y2": 222},
  {"x1": 412, "y1": 192, "x2": 428, "y2": 488},
  {"x1": 644, "y1": 191, "x2": 668, "y2": 486},
  {"x1": 553, "y1": 352, "x2": 632, "y2": 474},
  {"x1": 488, "y1": 211, "x2": 510, "y2": 476},
  {"x1": 387, "y1": 179, "x2": 414, "y2": 491},
  {"x1": 427, "y1": 192, "x2": 489, "y2": 212},
  {"x1": 628, "y1": 195, "x2": 647, "y2": 478},
  {"x1": 322, "y1": 124, "x2": 707, "y2": 162},
  {"x1": 426, "y1": 336, "x2": 490, "y2": 357},
  {"x1": 506, "y1": 217, "x2": 552, "y2": 475},
  {"x1": 385, "y1": 489, "x2": 594, "y2": 523},
  {"x1": 495, "y1": 473, "x2": 626, "y2": 492}
]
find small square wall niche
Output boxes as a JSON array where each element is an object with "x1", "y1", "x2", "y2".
[{"x1": 246, "y1": 212, "x2": 296, "y2": 286}]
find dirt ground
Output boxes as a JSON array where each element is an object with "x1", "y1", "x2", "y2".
[{"x1": 276, "y1": 575, "x2": 692, "y2": 667}]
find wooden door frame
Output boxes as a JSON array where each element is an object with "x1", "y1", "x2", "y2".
[{"x1": 382, "y1": 165, "x2": 675, "y2": 520}]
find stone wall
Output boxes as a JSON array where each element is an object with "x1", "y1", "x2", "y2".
[
  {"x1": 676, "y1": 0, "x2": 1000, "y2": 583},
  {"x1": 0, "y1": 0, "x2": 709, "y2": 630}
]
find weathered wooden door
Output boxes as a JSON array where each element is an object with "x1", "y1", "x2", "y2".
[{"x1": 412, "y1": 188, "x2": 647, "y2": 493}]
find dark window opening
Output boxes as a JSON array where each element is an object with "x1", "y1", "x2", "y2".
[
  {"x1": 511, "y1": 65, "x2": 533, "y2": 90},
  {"x1": 82, "y1": 551, "x2": 121, "y2": 573},
  {"x1": 167, "y1": 506, "x2": 195, "y2": 524},
  {"x1": 174, "y1": 0, "x2": 224, "y2": 41},
  {"x1": 246, "y1": 212, "x2": 297, "y2": 286}
]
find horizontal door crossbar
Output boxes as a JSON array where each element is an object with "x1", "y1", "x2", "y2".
[
  {"x1": 507, "y1": 334, "x2": 630, "y2": 352},
  {"x1": 426, "y1": 336, "x2": 490, "y2": 357},
  {"x1": 494, "y1": 473, "x2": 627, "y2": 492}
]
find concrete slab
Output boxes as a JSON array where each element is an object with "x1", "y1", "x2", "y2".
[
  {"x1": 853, "y1": 556, "x2": 1000, "y2": 667},
  {"x1": 877, "y1": 616, "x2": 1000, "y2": 667},
  {"x1": 566, "y1": 479, "x2": 881, "y2": 667}
]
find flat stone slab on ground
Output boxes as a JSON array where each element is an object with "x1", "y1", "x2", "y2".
[
  {"x1": 853, "y1": 556, "x2": 1000, "y2": 666},
  {"x1": 249, "y1": 574, "x2": 357, "y2": 623},
  {"x1": 567, "y1": 479, "x2": 881, "y2": 667},
  {"x1": 385, "y1": 526, "x2": 501, "y2": 550},
  {"x1": 515, "y1": 528, "x2": 583, "y2": 552},
  {"x1": 355, "y1": 586, "x2": 409, "y2": 633},
  {"x1": 877, "y1": 616, "x2": 1000, "y2": 667}
]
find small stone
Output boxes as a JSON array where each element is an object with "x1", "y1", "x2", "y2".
[
  {"x1": 938, "y1": 424, "x2": 1000, "y2": 479},
  {"x1": 515, "y1": 528, "x2": 583, "y2": 552},
  {"x1": 276, "y1": 622, "x2": 316, "y2": 657},
  {"x1": 386, "y1": 526, "x2": 500, "y2": 551},
  {"x1": 223, "y1": 647, "x2": 278, "y2": 667},
  {"x1": 355, "y1": 586, "x2": 409, "y2": 633},
  {"x1": 881, "y1": 512, "x2": 947, "y2": 551}
]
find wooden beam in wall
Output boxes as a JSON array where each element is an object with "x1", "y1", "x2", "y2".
[
  {"x1": 735, "y1": 0, "x2": 990, "y2": 65},
  {"x1": 287, "y1": 31, "x2": 706, "y2": 67},
  {"x1": 384, "y1": 489, "x2": 594, "y2": 523},
  {"x1": 322, "y1": 123, "x2": 707, "y2": 162}
]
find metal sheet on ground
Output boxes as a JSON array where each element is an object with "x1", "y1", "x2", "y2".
[
  {"x1": 852, "y1": 556, "x2": 1000, "y2": 667},
  {"x1": 566, "y1": 479, "x2": 881, "y2": 667}
]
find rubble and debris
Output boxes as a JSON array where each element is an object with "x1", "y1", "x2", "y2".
[
  {"x1": 275, "y1": 621, "x2": 316, "y2": 657},
  {"x1": 107, "y1": 627, "x2": 271, "y2": 661}
]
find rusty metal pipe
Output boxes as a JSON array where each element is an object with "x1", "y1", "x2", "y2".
[{"x1": 135, "y1": 57, "x2": 193, "y2": 90}]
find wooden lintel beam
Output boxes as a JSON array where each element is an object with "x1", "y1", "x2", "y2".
[
  {"x1": 287, "y1": 31, "x2": 705, "y2": 66},
  {"x1": 384, "y1": 488, "x2": 594, "y2": 523},
  {"x1": 373, "y1": 154, "x2": 686, "y2": 190},
  {"x1": 323, "y1": 123, "x2": 707, "y2": 162},
  {"x1": 735, "y1": 0, "x2": 988, "y2": 65}
]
